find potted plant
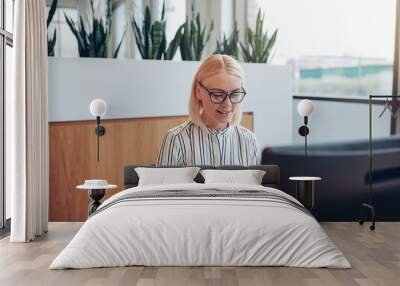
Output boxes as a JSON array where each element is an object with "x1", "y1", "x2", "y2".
[
  {"x1": 131, "y1": 1, "x2": 182, "y2": 60},
  {"x1": 240, "y1": 8, "x2": 278, "y2": 63},
  {"x1": 64, "y1": 0, "x2": 126, "y2": 58},
  {"x1": 179, "y1": 9, "x2": 214, "y2": 61},
  {"x1": 214, "y1": 22, "x2": 239, "y2": 60}
]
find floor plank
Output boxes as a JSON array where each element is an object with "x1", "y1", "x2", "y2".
[{"x1": 0, "y1": 222, "x2": 399, "y2": 286}]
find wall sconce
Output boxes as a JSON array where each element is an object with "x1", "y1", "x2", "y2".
[
  {"x1": 297, "y1": 99, "x2": 315, "y2": 158},
  {"x1": 89, "y1": 99, "x2": 107, "y2": 162}
]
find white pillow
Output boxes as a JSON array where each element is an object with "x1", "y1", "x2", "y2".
[
  {"x1": 200, "y1": 169, "x2": 266, "y2": 185},
  {"x1": 135, "y1": 167, "x2": 200, "y2": 186}
]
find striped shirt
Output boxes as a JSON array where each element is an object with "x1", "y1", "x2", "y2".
[{"x1": 156, "y1": 121, "x2": 260, "y2": 166}]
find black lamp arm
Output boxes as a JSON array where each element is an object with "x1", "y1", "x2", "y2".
[
  {"x1": 298, "y1": 116, "x2": 310, "y2": 159},
  {"x1": 95, "y1": 116, "x2": 106, "y2": 162}
]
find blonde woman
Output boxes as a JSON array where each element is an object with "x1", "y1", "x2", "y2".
[{"x1": 157, "y1": 54, "x2": 260, "y2": 166}]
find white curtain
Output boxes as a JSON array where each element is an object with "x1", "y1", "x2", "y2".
[{"x1": 8, "y1": 0, "x2": 49, "y2": 242}]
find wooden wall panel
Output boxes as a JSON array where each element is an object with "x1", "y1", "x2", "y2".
[{"x1": 49, "y1": 113, "x2": 253, "y2": 222}]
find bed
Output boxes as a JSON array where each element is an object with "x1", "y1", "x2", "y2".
[{"x1": 50, "y1": 165, "x2": 350, "y2": 269}]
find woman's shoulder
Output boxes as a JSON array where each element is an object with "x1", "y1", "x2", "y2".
[{"x1": 166, "y1": 120, "x2": 194, "y2": 136}]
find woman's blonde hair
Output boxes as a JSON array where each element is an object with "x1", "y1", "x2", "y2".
[{"x1": 189, "y1": 54, "x2": 244, "y2": 128}]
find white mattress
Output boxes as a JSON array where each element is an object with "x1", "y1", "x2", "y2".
[{"x1": 50, "y1": 183, "x2": 351, "y2": 269}]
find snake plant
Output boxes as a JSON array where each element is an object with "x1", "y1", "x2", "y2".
[
  {"x1": 214, "y1": 22, "x2": 239, "y2": 60},
  {"x1": 179, "y1": 11, "x2": 214, "y2": 61},
  {"x1": 132, "y1": 1, "x2": 182, "y2": 60},
  {"x1": 47, "y1": 0, "x2": 58, "y2": 56},
  {"x1": 240, "y1": 9, "x2": 277, "y2": 63},
  {"x1": 165, "y1": 25, "x2": 183, "y2": 60},
  {"x1": 64, "y1": 0, "x2": 126, "y2": 58}
]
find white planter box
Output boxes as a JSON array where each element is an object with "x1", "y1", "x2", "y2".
[{"x1": 48, "y1": 58, "x2": 294, "y2": 147}]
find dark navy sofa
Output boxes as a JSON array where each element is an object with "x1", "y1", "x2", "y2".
[{"x1": 261, "y1": 136, "x2": 400, "y2": 221}]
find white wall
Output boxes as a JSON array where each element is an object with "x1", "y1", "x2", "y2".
[{"x1": 48, "y1": 58, "x2": 294, "y2": 149}]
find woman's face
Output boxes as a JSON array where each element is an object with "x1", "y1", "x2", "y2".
[{"x1": 196, "y1": 72, "x2": 243, "y2": 131}]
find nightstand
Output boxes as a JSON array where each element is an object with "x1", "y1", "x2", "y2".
[
  {"x1": 289, "y1": 177, "x2": 321, "y2": 210},
  {"x1": 77, "y1": 180, "x2": 117, "y2": 216}
]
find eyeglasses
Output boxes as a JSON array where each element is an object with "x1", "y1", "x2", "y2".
[{"x1": 197, "y1": 81, "x2": 247, "y2": 104}]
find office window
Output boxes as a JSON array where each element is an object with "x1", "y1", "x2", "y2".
[
  {"x1": 250, "y1": 0, "x2": 396, "y2": 97},
  {"x1": 0, "y1": 37, "x2": 3, "y2": 229},
  {"x1": 5, "y1": 0, "x2": 13, "y2": 32},
  {"x1": 4, "y1": 44, "x2": 11, "y2": 221},
  {"x1": 165, "y1": 0, "x2": 185, "y2": 43},
  {"x1": 1, "y1": 0, "x2": 13, "y2": 229}
]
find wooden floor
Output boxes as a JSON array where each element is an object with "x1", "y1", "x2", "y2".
[{"x1": 0, "y1": 222, "x2": 399, "y2": 286}]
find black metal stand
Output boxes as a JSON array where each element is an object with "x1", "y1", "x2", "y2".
[
  {"x1": 358, "y1": 95, "x2": 399, "y2": 231},
  {"x1": 295, "y1": 180, "x2": 315, "y2": 210},
  {"x1": 88, "y1": 189, "x2": 105, "y2": 216},
  {"x1": 359, "y1": 203, "x2": 375, "y2": 230}
]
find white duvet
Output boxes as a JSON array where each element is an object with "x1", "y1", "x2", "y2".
[{"x1": 50, "y1": 183, "x2": 351, "y2": 269}]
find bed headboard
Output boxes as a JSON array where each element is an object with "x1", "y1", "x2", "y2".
[{"x1": 123, "y1": 165, "x2": 280, "y2": 189}]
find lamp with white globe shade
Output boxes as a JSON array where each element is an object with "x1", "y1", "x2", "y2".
[
  {"x1": 297, "y1": 99, "x2": 315, "y2": 117},
  {"x1": 89, "y1": 99, "x2": 108, "y2": 162},
  {"x1": 90, "y1": 99, "x2": 107, "y2": 117},
  {"x1": 297, "y1": 99, "x2": 315, "y2": 158}
]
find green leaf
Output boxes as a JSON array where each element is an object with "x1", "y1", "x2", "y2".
[
  {"x1": 214, "y1": 21, "x2": 239, "y2": 60},
  {"x1": 161, "y1": 0, "x2": 166, "y2": 21},
  {"x1": 255, "y1": 9, "x2": 262, "y2": 39},
  {"x1": 113, "y1": 28, "x2": 127, "y2": 58},
  {"x1": 205, "y1": 20, "x2": 214, "y2": 44},
  {"x1": 262, "y1": 29, "x2": 278, "y2": 63},
  {"x1": 180, "y1": 18, "x2": 191, "y2": 60},
  {"x1": 165, "y1": 25, "x2": 183, "y2": 60},
  {"x1": 151, "y1": 21, "x2": 164, "y2": 56},
  {"x1": 47, "y1": 29, "x2": 57, "y2": 56},
  {"x1": 144, "y1": 6, "x2": 151, "y2": 58},
  {"x1": 47, "y1": 0, "x2": 58, "y2": 27},
  {"x1": 132, "y1": 18, "x2": 145, "y2": 58},
  {"x1": 239, "y1": 42, "x2": 251, "y2": 62},
  {"x1": 65, "y1": 13, "x2": 87, "y2": 57}
]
